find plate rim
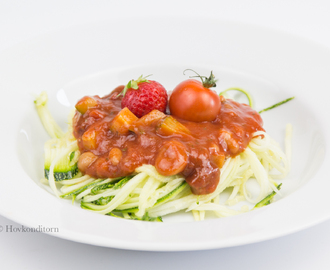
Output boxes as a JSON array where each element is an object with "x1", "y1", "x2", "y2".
[{"x1": 0, "y1": 17, "x2": 329, "y2": 251}]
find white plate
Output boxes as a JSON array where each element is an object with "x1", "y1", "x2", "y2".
[{"x1": 0, "y1": 18, "x2": 329, "y2": 251}]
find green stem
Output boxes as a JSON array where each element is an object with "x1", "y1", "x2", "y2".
[
  {"x1": 219, "y1": 87, "x2": 254, "y2": 108},
  {"x1": 183, "y1": 69, "x2": 217, "y2": 88},
  {"x1": 117, "y1": 74, "x2": 152, "y2": 97},
  {"x1": 258, "y1": 97, "x2": 295, "y2": 114}
]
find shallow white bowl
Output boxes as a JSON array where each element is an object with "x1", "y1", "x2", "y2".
[{"x1": 0, "y1": 18, "x2": 329, "y2": 251}]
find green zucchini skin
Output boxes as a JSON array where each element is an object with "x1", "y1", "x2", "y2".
[
  {"x1": 254, "y1": 183, "x2": 282, "y2": 208},
  {"x1": 109, "y1": 211, "x2": 163, "y2": 222},
  {"x1": 60, "y1": 179, "x2": 103, "y2": 198},
  {"x1": 155, "y1": 182, "x2": 187, "y2": 207},
  {"x1": 129, "y1": 212, "x2": 163, "y2": 222},
  {"x1": 44, "y1": 149, "x2": 79, "y2": 181},
  {"x1": 92, "y1": 196, "x2": 114, "y2": 205},
  {"x1": 115, "y1": 207, "x2": 139, "y2": 213},
  {"x1": 91, "y1": 183, "x2": 114, "y2": 194},
  {"x1": 44, "y1": 164, "x2": 79, "y2": 181}
]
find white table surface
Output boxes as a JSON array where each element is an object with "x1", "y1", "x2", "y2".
[{"x1": 1, "y1": 0, "x2": 330, "y2": 269}]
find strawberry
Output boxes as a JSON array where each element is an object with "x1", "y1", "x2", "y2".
[{"x1": 120, "y1": 75, "x2": 168, "y2": 118}]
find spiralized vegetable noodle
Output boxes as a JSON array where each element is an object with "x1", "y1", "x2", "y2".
[{"x1": 36, "y1": 91, "x2": 291, "y2": 221}]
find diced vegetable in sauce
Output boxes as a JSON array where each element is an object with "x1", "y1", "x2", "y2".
[{"x1": 73, "y1": 88, "x2": 264, "y2": 195}]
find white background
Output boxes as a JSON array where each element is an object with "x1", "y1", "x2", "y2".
[{"x1": 1, "y1": 0, "x2": 330, "y2": 269}]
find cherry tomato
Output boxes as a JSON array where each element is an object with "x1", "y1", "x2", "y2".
[{"x1": 169, "y1": 79, "x2": 221, "y2": 122}]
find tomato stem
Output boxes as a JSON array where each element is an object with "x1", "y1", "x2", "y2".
[{"x1": 183, "y1": 69, "x2": 217, "y2": 88}]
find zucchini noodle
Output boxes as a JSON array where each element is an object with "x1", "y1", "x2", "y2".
[{"x1": 36, "y1": 92, "x2": 291, "y2": 222}]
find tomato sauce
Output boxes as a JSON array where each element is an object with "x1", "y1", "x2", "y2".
[{"x1": 73, "y1": 86, "x2": 264, "y2": 195}]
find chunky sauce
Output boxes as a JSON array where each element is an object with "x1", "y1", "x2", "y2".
[{"x1": 73, "y1": 86, "x2": 264, "y2": 195}]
